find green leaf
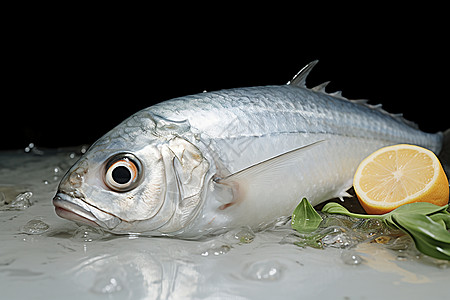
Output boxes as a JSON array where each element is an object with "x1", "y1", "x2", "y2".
[
  {"x1": 392, "y1": 214, "x2": 450, "y2": 260},
  {"x1": 321, "y1": 202, "x2": 382, "y2": 220},
  {"x1": 319, "y1": 201, "x2": 450, "y2": 260},
  {"x1": 393, "y1": 214, "x2": 450, "y2": 244},
  {"x1": 430, "y1": 213, "x2": 450, "y2": 229},
  {"x1": 388, "y1": 203, "x2": 449, "y2": 216},
  {"x1": 321, "y1": 202, "x2": 351, "y2": 215},
  {"x1": 408, "y1": 233, "x2": 450, "y2": 260},
  {"x1": 383, "y1": 203, "x2": 450, "y2": 231},
  {"x1": 291, "y1": 198, "x2": 323, "y2": 232}
]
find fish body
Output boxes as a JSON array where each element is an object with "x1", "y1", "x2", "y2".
[{"x1": 53, "y1": 62, "x2": 444, "y2": 238}]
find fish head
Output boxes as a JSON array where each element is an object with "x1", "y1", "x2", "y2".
[
  {"x1": 53, "y1": 111, "x2": 209, "y2": 235},
  {"x1": 53, "y1": 140, "x2": 168, "y2": 233}
]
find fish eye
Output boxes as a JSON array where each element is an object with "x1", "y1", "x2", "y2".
[{"x1": 104, "y1": 153, "x2": 142, "y2": 192}]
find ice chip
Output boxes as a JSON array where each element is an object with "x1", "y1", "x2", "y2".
[{"x1": 0, "y1": 191, "x2": 33, "y2": 211}]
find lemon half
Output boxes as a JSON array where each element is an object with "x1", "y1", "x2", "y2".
[{"x1": 353, "y1": 144, "x2": 449, "y2": 214}]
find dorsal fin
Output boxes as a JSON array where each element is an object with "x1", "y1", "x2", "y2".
[
  {"x1": 287, "y1": 60, "x2": 319, "y2": 87},
  {"x1": 287, "y1": 61, "x2": 419, "y2": 130},
  {"x1": 311, "y1": 81, "x2": 330, "y2": 93}
]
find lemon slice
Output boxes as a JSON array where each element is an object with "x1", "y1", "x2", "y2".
[{"x1": 353, "y1": 144, "x2": 449, "y2": 214}]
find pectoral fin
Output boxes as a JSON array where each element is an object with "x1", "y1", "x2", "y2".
[{"x1": 214, "y1": 140, "x2": 325, "y2": 209}]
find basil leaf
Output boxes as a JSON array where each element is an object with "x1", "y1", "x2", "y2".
[
  {"x1": 388, "y1": 202, "x2": 449, "y2": 216},
  {"x1": 393, "y1": 214, "x2": 450, "y2": 243},
  {"x1": 383, "y1": 203, "x2": 450, "y2": 232},
  {"x1": 321, "y1": 202, "x2": 351, "y2": 215},
  {"x1": 393, "y1": 214, "x2": 450, "y2": 260},
  {"x1": 430, "y1": 213, "x2": 450, "y2": 229},
  {"x1": 291, "y1": 198, "x2": 323, "y2": 232},
  {"x1": 407, "y1": 233, "x2": 450, "y2": 260},
  {"x1": 321, "y1": 202, "x2": 382, "y2": 220}
]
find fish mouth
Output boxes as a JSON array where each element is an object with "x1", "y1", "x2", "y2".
[
  {"x1": 53, "y1": 194, "x2": 101, "y2": 228},
  {"x1": 53, "y1": 193, "x2": 121, "y2": 229}
]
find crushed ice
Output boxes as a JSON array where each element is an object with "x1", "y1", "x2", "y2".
[
  {"x1": 0, "y1": 191, "x2": 33, "y2": 211},
  {"x1": 284, "y1": 212, "x2": 433, "y2": 265}
]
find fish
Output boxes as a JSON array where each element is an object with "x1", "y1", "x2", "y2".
[{"x1": 53, "y1": 61, "x2": 448, "y2": 238}]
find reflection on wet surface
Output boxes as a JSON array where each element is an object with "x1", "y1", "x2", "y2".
[{"x1": 0, "y1": 148, "x2": 449, "y2": 299}]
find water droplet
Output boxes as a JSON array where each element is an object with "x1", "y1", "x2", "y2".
[
  {"x1": 322, "y1": 228, "x2": 352, "y2": 248},
  {"x1": 42, "y1": 180, "x2": 49, "y2": 185},
  {"x1": 69, "y1": 152, "x2": 76, "y2": 159},
  {"x1": 24, "y1": 142, "x2": 43, "y2": 155},
  {"x1": 80, "y1": 144, "x2": 89, "y2": 154},
  {"x1": 341, "y1": 251, "x2": 364, "y2": 265},
  {"x1": 234, "y1": 227, "x2": 255, "y2": 244},
  {"x1": 24, "y1": 142, "x2": 34, "y2": 153},
  {"x1": 72, "y1": 225, "x2": 106, "y2": 242},
  {"x1": 21, "y1": 219, "x2": 50, "y2": 235},
  {"x1": 243, "y1": 260, "x2": 284, "y2": 281},
  {"x1": 396, "y1": 255, "x2": 408, "y2": 261},
  {"x1": 201, "y1": 245, "x2": 231, "y2": 256},
  {"x1": 386, "y1": 235, "x2": 412, "y2": 251},
  {"x1": 91, "y1": 276, "x2": 123, "y2": 294}
]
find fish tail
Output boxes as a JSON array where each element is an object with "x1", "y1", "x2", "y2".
[{"x1": 439, "y1": 128, "x2": 450, "y2": 179}]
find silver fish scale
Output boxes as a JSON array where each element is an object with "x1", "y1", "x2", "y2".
[{"x1": 149, "y1": 85, "x2": 441, "y2": 152}]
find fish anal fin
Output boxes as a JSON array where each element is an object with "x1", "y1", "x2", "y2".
[
  {"x1": 333, "y1": 178, "x2": 354, "y2": 202},
  {"x1": 337, "y1": 191, "x2": 352, "y2": 202},
  {"x1": 214, "y1": 140, "x2": 325, "y2": 208}
]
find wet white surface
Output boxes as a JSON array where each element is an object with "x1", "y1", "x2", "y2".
[{"x1": 0, "y1": 148, "x2": 449, "y2": 299}]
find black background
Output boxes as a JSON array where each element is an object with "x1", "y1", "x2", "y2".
[{"x1": 3, "y1": 8, "x2": 449, "y2": 151}]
